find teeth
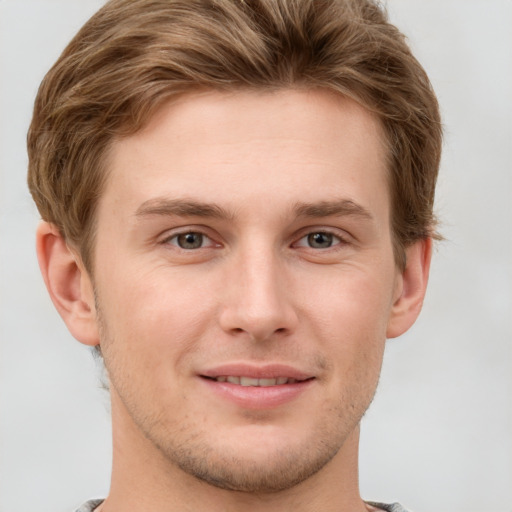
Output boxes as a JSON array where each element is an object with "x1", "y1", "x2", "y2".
[
  {"x1": 214, "y1": 376, "x2": 300, "y2": 386},
  {"x1": 240, "y1": 377, "x2": 259, "y2": 386}
]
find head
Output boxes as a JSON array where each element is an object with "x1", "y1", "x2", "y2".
[
  {"x1": 28, "y1": 0, "x2": 441, "y2": 501},
  {"x1": 28, "y1": 0, "x2": 441, "y2": 274}
]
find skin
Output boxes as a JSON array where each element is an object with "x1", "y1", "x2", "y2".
[{"x1": 37, "y1": 89, "x2": 431, "y2": 512}]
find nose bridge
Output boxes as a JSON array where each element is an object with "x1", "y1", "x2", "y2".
[{"x1": 219, "y1": 238, "x2": 297, "y2": 340}]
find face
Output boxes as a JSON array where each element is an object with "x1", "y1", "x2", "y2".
[{"x1": 91, "y1": 89, "x2": 402, "y2": 492}]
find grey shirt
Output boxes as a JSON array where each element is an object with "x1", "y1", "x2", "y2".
[{"x1": 75, "y1": 499, "x2": 412, "y2": 511}]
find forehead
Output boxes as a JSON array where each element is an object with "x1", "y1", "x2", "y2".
[{"x1": 102, "y1": 88, "x2": 389, "y2": 222}]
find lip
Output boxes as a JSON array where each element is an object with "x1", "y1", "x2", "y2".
[
  {"x1": 200, "y1": 363, "x2": 313, "y2": 381},
  {"x1": 198, "y1": 363, "x2": 315, "y2": 409}
]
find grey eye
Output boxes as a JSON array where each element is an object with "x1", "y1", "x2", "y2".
[
  {"x1": 176, "y1": 232, "x2": 204, "y2": 249},
  {"x1": 307, "y1": 232, "x2": 334, "y2": 248}
]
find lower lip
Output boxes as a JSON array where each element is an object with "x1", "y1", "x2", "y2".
[{"x1": 200, "y1": 377, "x2": 314, "y2": 409}]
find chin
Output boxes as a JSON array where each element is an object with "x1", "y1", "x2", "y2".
[
  {"x1": 147, "y1": 418, "x2": 353, "y2": 493},
  {"x1": 169, "y1": 437, "x2": 339, "y2": 493}
]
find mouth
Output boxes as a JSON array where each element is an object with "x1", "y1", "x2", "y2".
[
  {"x1": 198, "y1": 365, "x2": 315, "y2": 408},
  {"x1": 201, "y1": 375, "x2": 313, "y2": 386}
]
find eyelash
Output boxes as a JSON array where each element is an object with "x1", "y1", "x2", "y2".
[
  {"x1": 293, "y1": 231, "x2": 346, "y2": 250},
  {"x1": 162, "y1": 231, "x2": 217, "y2": 250},
  {"x1": 161, "y1": 228, "x2": 347, "y2": 251}
]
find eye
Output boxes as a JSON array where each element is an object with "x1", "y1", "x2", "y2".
[
  {"x1": 166, "y1": 231, "x2": 213, "y2": 250},
  {"x1": 295, "y1": 231, "x2": 342, "y2": 249}
]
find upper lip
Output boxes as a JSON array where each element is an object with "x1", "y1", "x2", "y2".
[{"x1": 199, "y1": 363, "x2": 313, "y2": 381}]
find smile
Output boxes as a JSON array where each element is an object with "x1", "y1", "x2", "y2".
[
  {"x1": 204, "y1": 376, "x2": 306, "y2": 386},
  {"x1": 201, "y1": 374, "x2": 315, "y2": 409}
]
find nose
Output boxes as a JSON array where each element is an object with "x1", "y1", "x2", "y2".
[{"x1": 219, "y1": 247, "x2": 298, "y2": 342}]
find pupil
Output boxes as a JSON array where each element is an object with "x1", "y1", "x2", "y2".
[
  {"x1": 178, "y1": 232, "x2": 203, "y2": 249},
  {"x1": 308, "y1": 232, "x2": 332, "y2": 248}
]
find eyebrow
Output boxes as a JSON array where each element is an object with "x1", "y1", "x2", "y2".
[
  {"x1": 135, "y1": 197, "x2": 234, "y2": 220},
  {"x1": 293, "y1": 199, "x2": 373, "y2": 221},
  {"x1": 135, "y1": 197, "x2": 373, "y2": 222}
]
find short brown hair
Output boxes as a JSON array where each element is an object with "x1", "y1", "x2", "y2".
[{"x1": 28, "y1": 0, "x2": 442, "y2": 271}]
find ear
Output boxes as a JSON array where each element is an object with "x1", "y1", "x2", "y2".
[
  {"x1": 386, "y1": 238, "x2": 432, "y2": 339},
  {"x1": 36, "y1": 221, "x2": 100, "y2": 346}
]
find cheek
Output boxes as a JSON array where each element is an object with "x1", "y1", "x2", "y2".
[
  {"x1": 304, "y1": 267, "x2": 395, "y2": 336},
  {"x1": 300, "y1": 268, "x2": 394, "y2": 377},
  {"x1": 96, "y1": 267, "x2": 218, "y2": 377}
]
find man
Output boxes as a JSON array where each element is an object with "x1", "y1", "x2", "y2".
[{"x1": 27, "y1": 0, "x2": 442, "y2": 511}]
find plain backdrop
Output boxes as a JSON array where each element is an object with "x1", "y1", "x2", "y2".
[{"x1": 1, "y1": 1, "x2": 511, "y2": 511}]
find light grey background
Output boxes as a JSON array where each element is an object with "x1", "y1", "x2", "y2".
[{"x1": 1, "y1": 1, "x2": 511, "y2": 511}]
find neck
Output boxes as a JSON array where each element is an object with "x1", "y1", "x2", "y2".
[{"x1": 102, "y1": 391, "x2": 369, "y2": 512}]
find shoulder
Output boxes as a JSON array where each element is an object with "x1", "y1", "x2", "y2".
[
  {"x1": 367, "y1": 502, "x2": 413, "y2": 512},
  {"x1": 73, "y1": 499, "x2": 104, "y2": 512}
]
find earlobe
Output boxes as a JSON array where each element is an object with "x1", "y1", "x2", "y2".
[
  {"x1": 386, "y1": 238, "x2": 432, "y2": 339},
  {"x1": 36, "y1": 221, "x2": 100, "y2": 346}
]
